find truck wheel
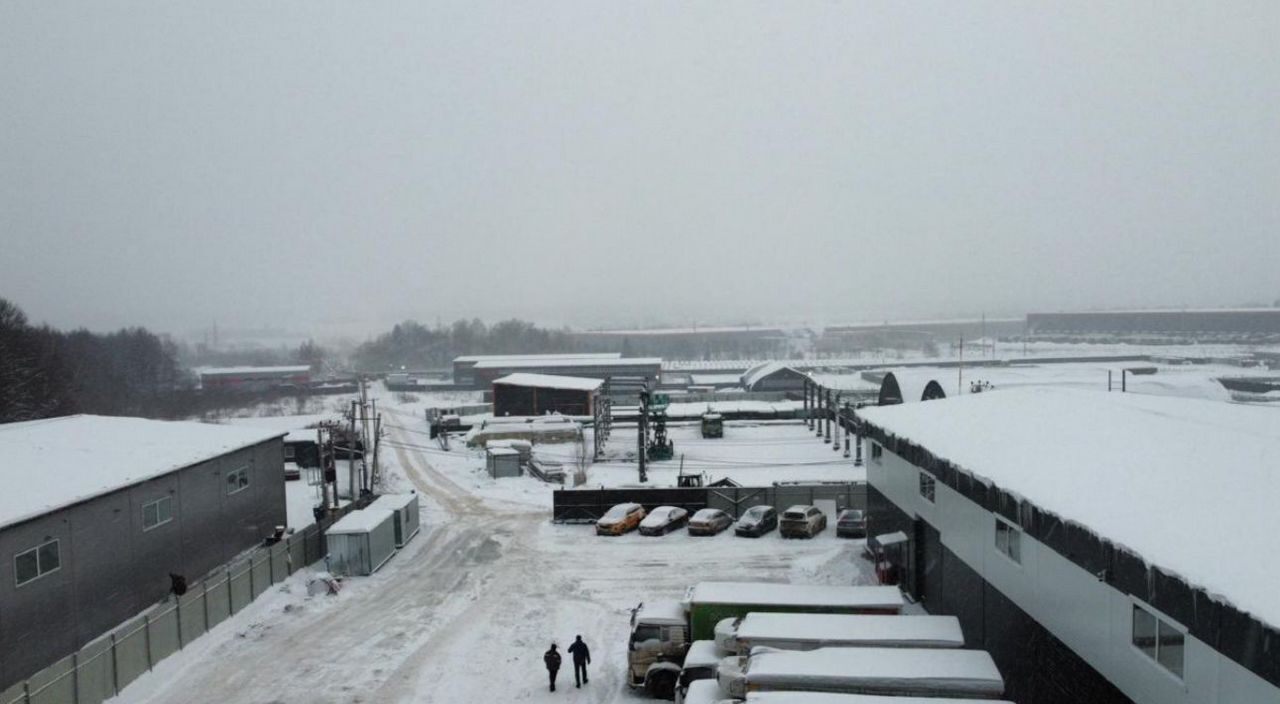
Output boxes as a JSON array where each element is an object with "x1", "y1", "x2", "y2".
[{"x1": 645, "y1": 669, "x2": 678, "y2": 700}]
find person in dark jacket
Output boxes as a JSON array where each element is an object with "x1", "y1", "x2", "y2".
[
  {"x1": 544, "y1": 643, "x2": 562, "y2": 692},
  {"x1": 567, "y1": 635, "x2": 591, "y2": 687}
]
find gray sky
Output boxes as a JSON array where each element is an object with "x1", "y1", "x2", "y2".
[{"x1": 2, "y1": 1, "x2": 1277, "y2": 339}]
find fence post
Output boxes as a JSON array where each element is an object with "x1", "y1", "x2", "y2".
[
  {"x1": 110, "y1": 632, "x2": 119, "y2": 696},
  {"x1": 175, "y1": 595, "x2": 184, "y2": 649},
  {"x1": 144, "y1": 614, "x2": 153, "y2": 671},
  {"x1": 201, "y1": 581, "x2": 209, "y2": 634},
  {"x1": 72, "y1": 650, "x2": 80, "y2": 704}
]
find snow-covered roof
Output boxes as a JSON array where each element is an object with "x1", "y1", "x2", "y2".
[
  {"x1": 682, "y1": 680, "x2": 724, "y2": 704},
  {"x1": 735, "y1": 613, "x2": 964, "y2": 649},
  {"x1": 858, "y1": 387, "x2": 1280, "y2": 629},
  {"x1": 455, "y1": 353, "x2": 621, "y2": 363},
  {"x1": 492, "y1": 373, "x2": 603, "y2": 392},
  {"x1": 368, "y1": 493, "x2": 417, "y2": 512},
  {"x1": 198, "y1": 365, "x2": 311, "y2": 376},
  {"x1": 636, "y1": 600, "x2": 687, "y2": 626},
  {"x1": 486, "y1": 447, "x2": 520, "y2": 457},
  {"x1": 741, "y1": 362, "x2": 803, "y2": 389},
  {"x1": 688, "y1": 373, "x2": 744, "y2": 386},
  {"x1": 744, "y1": 692, "x2": 1013, "y2": 704},
  {"x1": 327, "y1": 508, "x2": 395, "y2": 535},
  {"x1": 684, "y1": 640, "x2": 723, "y2": 668},
  {"x1": 688, "y1": 582, "x2": 904, "y2": 611},
  {"x1": 744, "y1": 647, "x2": 1004, "y2": 696},
  {"x1": 0, "y1": 415, "x2": 285, "y2": 530},
  {"x1": 474, "y1": 357, "x2": 661, "y2": 369}
]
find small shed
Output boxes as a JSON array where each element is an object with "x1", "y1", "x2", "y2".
[
  {"x1": 368, "y1": 493, "x2": 421, "y2": 548},
  {"x1": 486, "y1": 447, "x2": 522, "y2": 479},
  {"x1": 487, "y1": 439, "x2": 533, "y2": 464},
  {"x1": 326, "y1": 508, "x2": 397, "y2": 576}
]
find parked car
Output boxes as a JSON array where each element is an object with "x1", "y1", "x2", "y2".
[
  {"x1": 734, "y1": 505, "x2": 778, "y2": 537},
  {"x1": 836, "y1": 509, "x2": 867, "y2": 538},
  {"x1": 688, "y1": 508, "x2": 733, "y2": 536},
  {"x1": 640, "y1": 506, "x2": 690, "y2": 536},
  {"x1": 597, "y1": 503, "x2": 646, "y2": 536},
  {"x1": 780, "y1": 505, "x2": 827, "y2": 539}
]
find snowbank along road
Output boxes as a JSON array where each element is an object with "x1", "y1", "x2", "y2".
[{"x1": 115, "y1": 410, "x2": 865, "y2": 704}]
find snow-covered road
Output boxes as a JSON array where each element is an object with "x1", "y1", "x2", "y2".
[{"x1": 114, "y1": 413, "x2": 867, "y2": 704}]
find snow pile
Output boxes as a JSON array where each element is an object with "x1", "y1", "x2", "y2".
[{"x1": 859, "y1": 386, "x2": 1280, "y2": 629}]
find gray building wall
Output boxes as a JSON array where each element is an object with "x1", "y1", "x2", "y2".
[{"x1": 0, "y1": 438, "x2": 285, "y2": 690}]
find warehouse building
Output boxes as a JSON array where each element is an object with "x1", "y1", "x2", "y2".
[
  {"x1": 0, "y1": 415, "x2": 287, "y2": 690},
  {"x1": 492, "y1": 373, "x2": 602, "y2": 417},
  {"x1": 740, "y1": 362, "x2": 808, "y2": 393},
  {"x1": 198, "y1": 365, "x2": 312, "y2": 392},
  {"x1": 462, "y1": 355, "x2": 662, "y2": 389},
  {"x1": 858, "y1": 388, "x2": 1280, "y2": 703},
  {"x1": 1027, "y1": 309, "x2": 1280, "y2": 342},
  {"x1": 452, "y1": 353, "x2": 620, "y2": 387}
]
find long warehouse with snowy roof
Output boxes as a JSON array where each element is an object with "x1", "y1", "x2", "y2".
[
  {"x1": 0, "y1": 415, "x2": 287, "y2": 690},
  {"x1": 857, "y1": 387, "x2": 1280, "y2": 703}
]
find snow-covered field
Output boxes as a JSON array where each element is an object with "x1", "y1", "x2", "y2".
[{"x1": 113, "y1": 398, "x2": 867, "y2": 704}]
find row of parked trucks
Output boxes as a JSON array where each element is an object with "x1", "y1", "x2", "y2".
[{"x1": 627, "y1": 581, "x2": 1008, "y2": 703}]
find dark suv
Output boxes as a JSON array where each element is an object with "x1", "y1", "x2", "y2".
[{"x1": 734, "y1": 505, "x2": 778, "y2": 537}]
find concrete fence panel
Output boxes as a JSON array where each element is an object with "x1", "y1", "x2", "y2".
[
  {"x1": 110, "y1": 619, "x2": 149, "y2": 694},
  {"x1": 250, "y1": 550, "x2": 272, "y2": 599},
  {"x1": 203, "y1": 575, "x2": 231, "y2": 630},
  {"x1": 178, "y1": 588, "x2": 207, "y2": 647},
  {"x1": 146, "y1": 606, "x2": 180, "y2": 665},
  {"x1": 24, "y1": 655, "x2": 73, "y2": 704},
  {"x1": 287, "y1": 533, "x2": 307, "y2": 574},
  {"x1": 270, "y1": 541, "x2": 290, "y2": 583},
  {"x1": 72, "y1": 639, "x2": 114, "y2": 704},
  {"x1": 2, "y1": 682, "x2": 27, "y2": 704},
  {"x1": 228, "y1": 560, "x2": 253, "y2": 614}
]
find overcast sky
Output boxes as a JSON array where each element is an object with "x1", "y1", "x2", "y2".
[{"x1": 2, "y1": 1, "x2": 1277, "y2": 339}]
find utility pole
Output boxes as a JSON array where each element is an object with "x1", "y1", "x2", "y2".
[
  {"x1": 349, "y1": 400, "x2": 358, "y2": 503},
  {"x1": 637, "y1": 390, "x2": 649, "y2": 483},
  {"x1": 958, "y1": 335, "x2": 964, "y2": 395},
  {"x1": 833, "y1": 393, "x2": 842, "y2": 451}
]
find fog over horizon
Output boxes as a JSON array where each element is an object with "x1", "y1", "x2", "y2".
[{"x1": 3, "y1": 2, "x2": 1277, "y2": 342}]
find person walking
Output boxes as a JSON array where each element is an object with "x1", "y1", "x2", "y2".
[
  {"x1": 568, "y1": 635, "x2": 591, "y2": 688},
  {"x1": 544, "y1": 643, "x2": 562, "y2": 692}
]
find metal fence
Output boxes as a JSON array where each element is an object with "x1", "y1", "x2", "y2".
[
  {"x1": 551, "y1": 482, "x2": 866, "y2": 523},
  {"x1": 1, "y1": 503, "x2": 362, "y2": 704}
]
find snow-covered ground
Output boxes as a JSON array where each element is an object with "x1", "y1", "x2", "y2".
[{"x1": 114, "y1": 398, "x2": 868, "y2": 704}]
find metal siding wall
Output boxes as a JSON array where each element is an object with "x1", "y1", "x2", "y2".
[
  {"x1": 0, "y1": 515, "x2": 76, "y2": 690},
  {"x1": 203, "y1": 575, "x2": 231, "y2": 629},
  {"x1": 176, "y1": 456, "x2": 232, "y2": 581},
  {"x1": 125, "y1": 475, "x2": 183, "y2": 621},
  {"x1": 66, "y1": 493, "x2": 138, "y2": 646}
]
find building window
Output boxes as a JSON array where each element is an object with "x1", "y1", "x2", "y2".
[
  {"x1": 995, "y1": 517, "x2": 1021, "y2": 564},
  {"x1": 142, "y1": 496, "x2": 173, "y2": 530},
  {"x1": 918, "y1": 471, "x2": 936, "y2": 503},
  {"x1": 870, "y1": 443, "x2": 883, "y2": 461},
  {"x1": 1132, "y1": 604, "x2": 1185, "y2": 678},
  {"x1": 226, "y1": 466, "x2": 250, "y2": 495},
  {"x1": 283, "y1": 445, "x2": 296, "y2": 461},
  {"x1": 14, "y1": 539, "x2": 61, "y2": 587}
]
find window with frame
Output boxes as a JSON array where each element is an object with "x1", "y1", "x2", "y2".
[
  {"x1": 870, "y1": 443, "x2": 883, "y2": 461},
  {"x1": 283, "y1": 445, "x2": 296, "y2": 461},
  {"x1": 994, "y1": 517, "x2": 1021, "y2": 564},
  {"x1": 142, "y1": 496, "x2": 173, "y2": 530},
  {"x1": 226, "y1": 466, "x2": 250, "y2": 495},
  {"x1": 918, "y1": 471, "x2": 936, "y2": 503},
  {"x1": 14, "y1": 539, "x2": 61, "y2": 587},
  {"x1": 1132, "y1": 604, "x2": 1185, "y2": 678}
]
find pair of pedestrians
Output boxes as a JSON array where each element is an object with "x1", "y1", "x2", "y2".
[{"x1": 543, "y1": 636, "x2": 591, "y2": 692}]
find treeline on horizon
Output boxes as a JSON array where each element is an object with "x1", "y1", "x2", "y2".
[{"x1": 352, "y1": 319, "x2": 580, "y2": 371}]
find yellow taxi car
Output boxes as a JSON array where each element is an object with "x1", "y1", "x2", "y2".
[{"x1": 596, "y1": 502, "x2": 646, "y2": 535}]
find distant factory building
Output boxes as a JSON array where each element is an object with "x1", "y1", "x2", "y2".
[
  {"x1": 0, "y1": 415, "x2": 286, "y2": 690},
  {"x1": 456, "y1": 354, "x2": 661, "y2": 389},
  {"x1": 1027, "y1": 309, "x2": 1280, "y2": 341},
  {"x1": 452, "y1": 353, "x2": 620, "y2": 387},
  {"x1": 198, "y1": 365, "x2": 312, "y2": 392},
  {"x1": 571, "y1": 325, "x2": 792, "y2": 358},
  {"x1": 492, "y1": 373, "x2": 602, "y2": 417},
  {"x1": 740, "y1": 362, "x2": 808, "y2": 393},
  {"x1": 859, "y1": 388, "x2": 1280, "y2": 703}
]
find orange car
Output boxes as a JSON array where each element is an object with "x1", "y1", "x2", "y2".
[{"x1": 596, "y1": 503, "x2": 646, "y2": 535}]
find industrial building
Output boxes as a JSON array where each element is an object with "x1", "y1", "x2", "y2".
[
  {"x1": 740, "y1": 362, "x2": 808, "y2": 393},
  {"x1": 452, "y1": 353, "x2": 620, "y2": 387},
  {"x1": 492, "y1": 373, "x2": 602, "y2": 417},
  {"x1": 571, "y1": 325, "x2": 792, "y2": 359},
  {"x1": 198, "y1": 365, "x2": 312, "y2": 392},
  {"x1": 1027, "y1": 309, "x2": 1280, "y2": 341},
  {"x1": 858, "y1": 388, "x2": 1280, "y2": 703},
  {"x1": 457, "y1": 354, "x2": 661, "y2": 389},
  {"x1": 0, "y1": 415, "x2": 287, "y2": 690}
]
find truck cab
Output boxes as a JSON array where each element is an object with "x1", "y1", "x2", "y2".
[
  {"x1": 700, "y1": 413, "x2": 723, "y2": 438},
  {"x1": 628, "y1": 600, "x2": 690, "y2": 698}
]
